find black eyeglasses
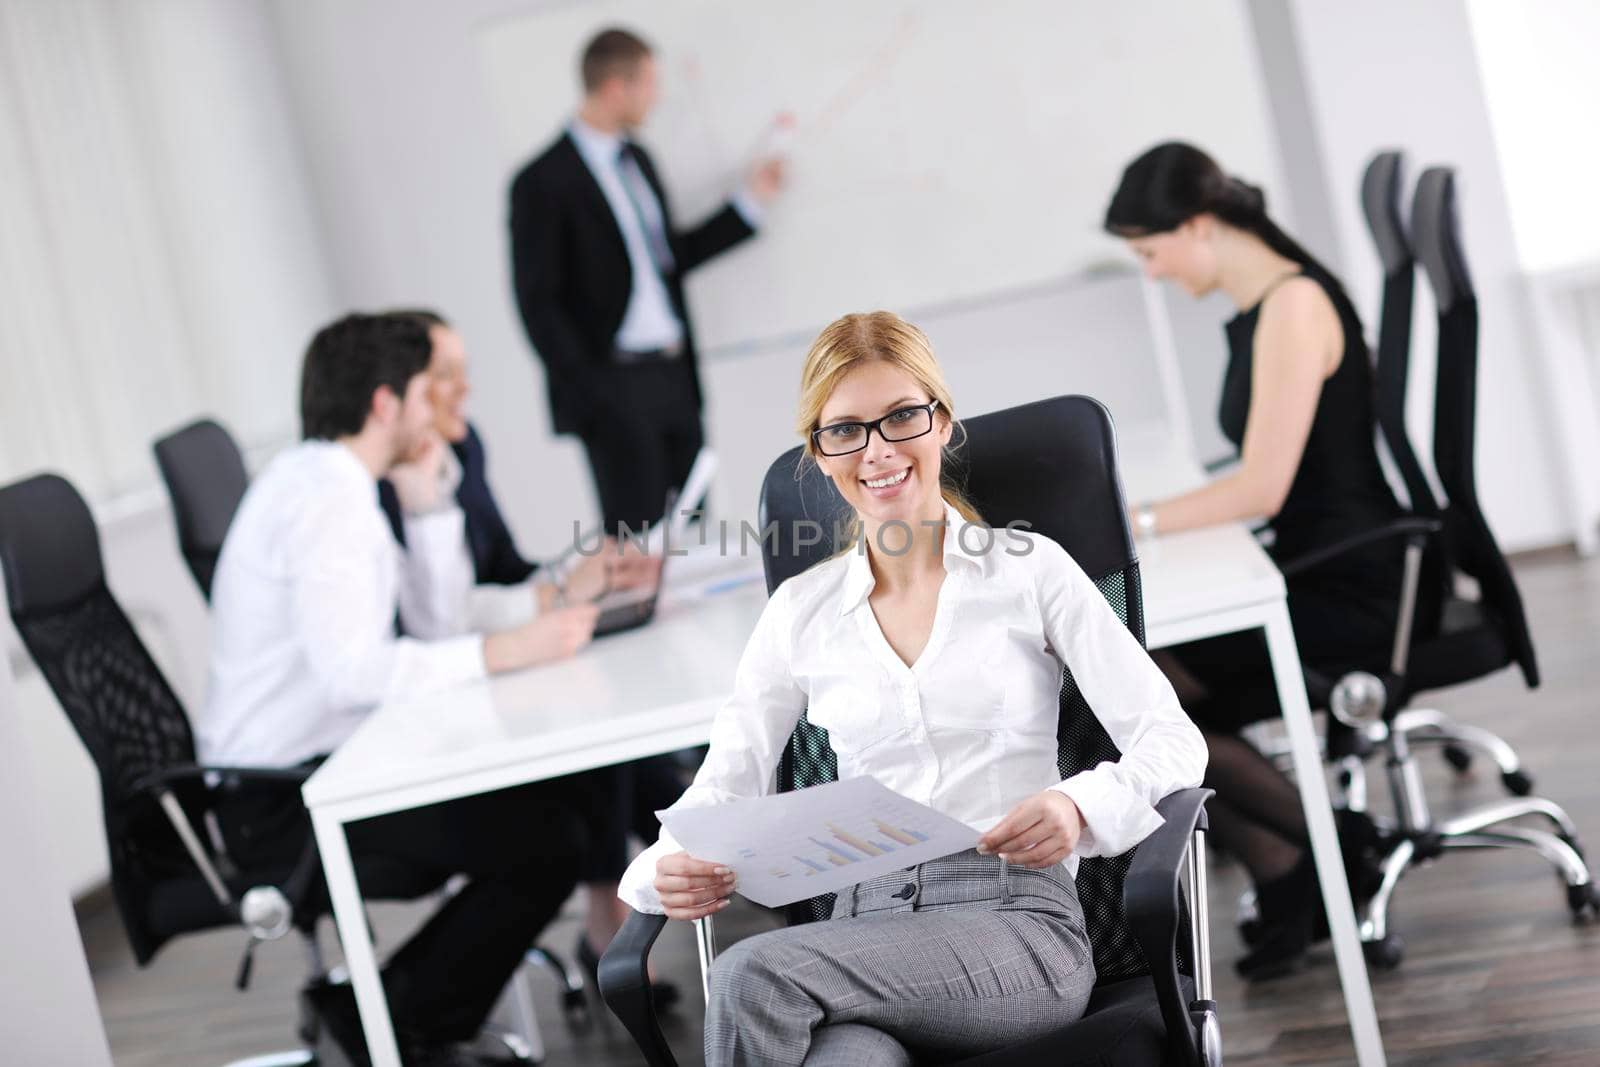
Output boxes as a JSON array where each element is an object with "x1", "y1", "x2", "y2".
[{"x1": 811, "y1": 400, "x2": 940, "y2": 457}]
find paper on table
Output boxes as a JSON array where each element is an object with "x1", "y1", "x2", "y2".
[{"x1": 658, "y1": 777, "x2": 979, "y2": 908}]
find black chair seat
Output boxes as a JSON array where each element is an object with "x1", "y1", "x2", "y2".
[
  {"x1": 956, "y1": 975, "x2": 1192, "y2": 1066},
  {"x1": 1302, "y1": 596, "x2": 1510, "y2": 715},
  {"x1": 1405, "y1": 597, "x2": 1511, "y2": 693}
]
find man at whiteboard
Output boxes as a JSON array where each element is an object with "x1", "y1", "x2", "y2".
[{"x1": 510, "y1": 27, "x2": 786, "y2": 533}]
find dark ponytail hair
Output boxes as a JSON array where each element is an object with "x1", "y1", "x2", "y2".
[{"x1": 1104, "y1": 142, "x2": 1349, "y2": 304}]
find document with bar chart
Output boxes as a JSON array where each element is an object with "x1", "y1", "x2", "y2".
[{"x1": 658, "y1": 776, "x2": 979, "y2": 907}]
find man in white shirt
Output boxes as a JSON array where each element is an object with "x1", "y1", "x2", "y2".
[{"x1": 201, "y1": 312, "x2": 606, "y2": 1065}]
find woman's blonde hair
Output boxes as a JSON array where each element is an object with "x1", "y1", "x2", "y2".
[{"x1": 796, "y1": 311, "x2": 982, "y2": 540}]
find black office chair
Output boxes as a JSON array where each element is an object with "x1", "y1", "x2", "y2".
[
  {"x1": 1355, "y1": 151, "x2": 1535, "y2": 797},
  {"x1": 153, "y1": 417, "x2": 250, "y2": 601},
  {"x1": 1266, "y1": 168, "x2": 1598, "y2": 969},
  {"x1": 598, "y1": 396, "x2": 1221, "y2": 1066},
  {"x1": 0, "y1": 472, "x2": 448, "y2": 1066}
]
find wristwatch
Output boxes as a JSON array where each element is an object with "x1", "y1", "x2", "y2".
[{"x1": 1133, "y1": 504, "x2": 1158, "y2": 540}]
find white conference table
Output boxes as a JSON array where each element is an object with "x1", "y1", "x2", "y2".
[{"x1": 303, "y1": 430, "x2": 1386, "y2": 1067}]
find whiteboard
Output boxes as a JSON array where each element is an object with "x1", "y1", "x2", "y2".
[{"x1": 477, "y1": 0, "x2": 1283, "y2": 353}]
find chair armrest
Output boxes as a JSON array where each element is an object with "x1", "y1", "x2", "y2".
[
  {"x1": 131, "y1": 762, "x2": 313, "y2": 797},
  {"x1": 598, "y1": 908, "x2": 678, "y2": 1067},
  {"x1": 130, "y1": 762, "x2": 322, "y2": 920},
  {"x1": 1123, "y1": 787, "x2": 1214, "y2": 1067},
  {"x1": 1276, "y1": 517, "x2": 1441, "y2": 579}
]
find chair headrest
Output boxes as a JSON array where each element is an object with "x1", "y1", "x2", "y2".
[
  {"x1": 1412, "y1": 167, "x2": 1473, "y2": 314},
  {"x1": 758, "y1": 395, "x2": 1134, "y2": 593},
  {"x1": 152, "y1": 418, "x2": 249, "y2": 552},
  {"x1": 0, "y1": 473, "x2": 105, "y2": 617},
  {"x1": 1361, "y1": 150, "x2": 1411, "y2": 275}
]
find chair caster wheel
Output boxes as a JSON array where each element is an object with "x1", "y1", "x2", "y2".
[
  {"x1": 1363, "y1": 933, "x2": 1404, "y2": 970},
  {"x1": 1567, "y1": 882, "x2": 1600, "y2": 921},
  {"x1": 1502, "y1": 769, "x2": 1533, "y2": 796},
  {"x1": 561, "y1": 987, "x2": 593, "y2": 1031},
  {"x1": 1442, "y1": 744, "x2": 1472, "y2": 774}
]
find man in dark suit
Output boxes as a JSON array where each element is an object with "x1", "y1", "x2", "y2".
[{"x1": 509, "y1": 26, "x2": 784, "y2": 533}]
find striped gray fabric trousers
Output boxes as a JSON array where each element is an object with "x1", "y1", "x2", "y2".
[{"x1": 703, "y1": 849, "x2": 1096, "y2": 1066}]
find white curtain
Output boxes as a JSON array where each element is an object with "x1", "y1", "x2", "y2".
[{"x1": 0, "y1": 0, "x2": 335, "y2": 506}]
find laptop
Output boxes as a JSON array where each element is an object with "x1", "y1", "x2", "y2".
[{"x1": 591, "y1": 448, "x2": 718, "y2": 637}]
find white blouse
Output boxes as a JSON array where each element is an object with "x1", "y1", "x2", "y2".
[{"x1": 618, "y1": 505, "x2": 1207, "y2": 914}]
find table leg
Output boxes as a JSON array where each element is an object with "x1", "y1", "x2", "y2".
[
  {"x1": 310, "y1": 808, "x2": 403, "y2": 1067},
  {"x1": 1262, "y1": 607, "x2": 1387, "y2": 1067}
]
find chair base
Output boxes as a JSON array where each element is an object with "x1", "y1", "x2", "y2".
[
  {"x1": 1349, "y1": 726, "x2": 1598, "y2": 969},
  {"x1": 1245, "y1": 714, "x2": 1599, "y2": 971}
]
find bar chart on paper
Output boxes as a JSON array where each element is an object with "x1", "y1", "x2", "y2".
[{"x1": 659, "y1": 777, "x2": 978, "y2": 907}]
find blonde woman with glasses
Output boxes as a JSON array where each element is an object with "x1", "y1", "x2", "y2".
[{"x1": 618, "y1": 311, "x2": 1206, "y2": 1066}]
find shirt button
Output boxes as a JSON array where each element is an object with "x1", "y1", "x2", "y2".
[{"x1": 892, "y1": 882, "x2": 917, "y2": 900}]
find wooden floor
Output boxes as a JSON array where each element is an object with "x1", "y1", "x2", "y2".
[{"x1": 82, "y1": 549, "x2": 1600, "y2": 1066}]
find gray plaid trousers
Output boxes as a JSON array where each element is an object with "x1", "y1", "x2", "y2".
[{"x1": 703, "y1": 849, "x2": 1096, "y2": 1066}]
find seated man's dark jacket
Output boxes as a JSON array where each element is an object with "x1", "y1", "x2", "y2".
[{"x1": 379, "y1": 423, "x2": 538, "y2": 586}]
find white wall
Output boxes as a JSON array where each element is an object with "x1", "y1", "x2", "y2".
[
  {"x1": 0, "y1": 0, "x2": 336, "y2": 500},
  {"x1": 1273, "y1": 0, "x2": 1568, "y2": 552},
  {"x1": 4, "y1": 0, "x2": 330, "y2": 895},
  {"x1": 0, "y1": 646, "x2": 115, "y2": 1066},
  {"x1": 1467, "y1": 0, "x2": 1600, "y2": 276}
]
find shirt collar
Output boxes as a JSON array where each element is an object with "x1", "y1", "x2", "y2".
[
  {"x1": 836, "y1": 503, "x2": 986, "y2": 617},
  {"x1": 568, "y1": 115, "x2": 624, "y2": 168},
  {"x1": 305, "y1": 439, "x2": 377, "y2": 488}
]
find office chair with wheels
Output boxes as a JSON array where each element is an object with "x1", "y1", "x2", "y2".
[
  {"x1": 1355, "y1": 150, "x2": 1534, "y2": 797},
  {"x1": 0, "y1": 472, "x2": 459, "y2": 1066},
  {"x1": 599, "y1": 396, "x2": 1221, "y2": 1066},
  {"x1": 1261, "y1": 168, "x2": 1598, "y2": 970},
  {"x1": 153, "y1": 418, "x2": 251, "y2": 601}
]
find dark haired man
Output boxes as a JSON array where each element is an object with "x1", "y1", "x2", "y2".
[
  {"x1": 201, "y1": 312, "x2": 601, "y2": 1065},
  {"x1": 510, "y1": 26, "x2": 786, "y2": 533}
]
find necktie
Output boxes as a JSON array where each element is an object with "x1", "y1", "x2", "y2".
[{"x1": 617, "y1": 142, "x2": 675, "y2": 276}]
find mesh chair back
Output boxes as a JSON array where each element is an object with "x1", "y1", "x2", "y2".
[
  {"x1": 757, "y1": 395, "x2": 1186, "y2": 983},
  {"x1": 1362, "y1": 151, "x2": 1438, "y2": 518},
  {"x1": 1411, "y1": 168, "x2": 1539, "y2": 688},
  {"x1": 153, "y1": 418, "x2": 248, "y2": 600},
  {"x1": 0, "y1": 473, "x2": 204, "y2": 962}
]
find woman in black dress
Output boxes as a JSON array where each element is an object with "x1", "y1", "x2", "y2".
[{"x1": 1104, "y1": 142, "x2": 1410, "y2": 978}]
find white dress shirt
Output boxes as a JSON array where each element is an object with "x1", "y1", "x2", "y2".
[
  {"x1": 389, "y1": 445, "x2": 542, "y2": 636},
  {"x1": 198, "y1": 441, "x2": 486, "y2": 768},
  {"x1": 567, "y1": 117, "x2": 762, "y2": 353},
  {"x1": 618, "y1": 505, "x2": 1208, "y2": 914}
]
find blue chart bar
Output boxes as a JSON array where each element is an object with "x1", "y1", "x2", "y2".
[
  {"x1": 873, "y1": 840, "x2": 896, "y2": 852},
  {"x1": 811, "y1": 836, "x2": 862, "y2": 864},
  {"x1": 797, "y1": 856, "x2": 828, "y2": 873}
]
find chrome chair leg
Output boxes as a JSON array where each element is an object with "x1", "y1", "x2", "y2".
[
  {"x1": 1436, "y1": 796, "x2": 1581, "y2": 845},
  {"x1": 1358, "y1": 838, "x2": 1416, "y2": 945},
  {"x1": 1394, "y1": 708, "x2": 1532, "y2": 794},
  {"x1": 694, "y1": 915, "x2": 719, "y2": 1005},
  {"x1": 1437, "y1": 828, "x2": 1590, "y2": 886}
]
